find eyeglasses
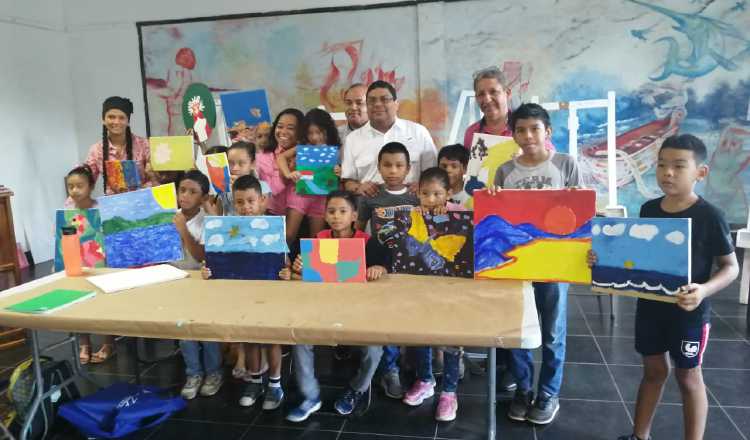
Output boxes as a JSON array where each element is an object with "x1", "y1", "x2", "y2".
[{"x1": 366, "y1": 96, "x2": 395, "y2": 105}]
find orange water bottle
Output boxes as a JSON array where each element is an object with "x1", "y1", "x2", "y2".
[{"x1": 61, "y1": 226, "x2": 83, "y2": 276}]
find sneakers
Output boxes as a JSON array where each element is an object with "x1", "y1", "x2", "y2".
[
  {"x1": 262, "y1": 386, "x2": 284, "y2": 410},
  {"x1": 238, "y1": 382, "x2": 264, "y2": 407},
  {"x1": 526, "y1": 392, "x2": 560, "y2": 425},
  {"x1": 617, "y1": 435, "x2": 651, "y2": 440},
  {"x1": 380, "y1": 370, "x2": 404, "y2": 399},
  {"x1": 507, "y1": 389, "x2": 534, "y2": 421},
  {"x1": 498, "y1": 369, "x2": 517, "y2": 392},
  {"x1": 334, "y1": 388, "x2": 367, "y2": 415},
  {"x1": 286, "y1": 397, "x2": 322, "y2": 423},
  {"x1": 199, "y1": 372, "x2": 224, "y2": 397},
  {"x1": 435, "y1": 392, "x2": 458, "y2": 422},
  {"x1": 181, "y1": 375, "x2": 202, "y2": 400},
  {"x1": 403, "y1": 380, "x2": 435, "y2": 406}
]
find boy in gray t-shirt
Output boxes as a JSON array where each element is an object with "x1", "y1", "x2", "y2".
[{"x1": 492, "y1": 103, "x2": 581, "y2": 426}]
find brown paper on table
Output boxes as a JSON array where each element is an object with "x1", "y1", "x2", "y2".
[{"x1": 0, "y1": 271, "x2": 541, "y2": 349}]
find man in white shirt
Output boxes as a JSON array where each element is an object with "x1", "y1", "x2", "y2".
[
  {"x1": 342, "y1": 80, "x2": 437, "y2": 196},
  {"x1": 338, "y1": 83, "x2": 368, "y2": 144}
]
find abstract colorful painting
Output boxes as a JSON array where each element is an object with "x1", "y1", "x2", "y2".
[
  {"x1": 150, "y1": 136, "x2": 195, "y2": 171},
  {"x1": 219, "y1": 89, "x2": 271, "y2": 130},
  {"x1": 386, "y1": 210, "x2": 473, "y2": 278},
  {"x1": 464, "y1": 134, "x2": 519, "y2": 203},
  {"x1": 98, "y1": 183, "x2": 183, "y2": 268},
  {"x1": 53, "y1": 209, "x2": 106, "y2": 272},
  {"x1": 105, "y1": 160, "x2": 140, "y2": 192},
  {"x1": 301, "y1": 238, "x2": 366, "y2": 282},
  {"x1": 474, "y1": 189, "x2": 596, "y2": 283},
  {"x1": 591, "y1": 218, "x2": 690, "y2": 303},
  {"x1": 205, "y1": 152, "x2": 231, "y2": 194},
  {"x1": 295, "y1": 145, "x2": 339, "y2": 195},
  {"x1": 204, "y1": 216, "x2": 288, "y2": 280}
]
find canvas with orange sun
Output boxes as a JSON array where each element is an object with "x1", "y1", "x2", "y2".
[
  {"x1": 473, "y1": 189, "x2": 595, "y2": 283},
  {"x1": 98, "y1": 183, "x2": 183, "y2": 268}
]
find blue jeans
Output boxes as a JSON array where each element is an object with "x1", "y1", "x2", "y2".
[
  {"x1": 294, "y1": 345, "x2": 383, "y2": 399},
  {"x1": 380, "y1": 345, "x2": 400, "y2": 373},
  {"x1": 414, "y1": 347, "x2": 461, "y2": 393},
  {"x1": 509, "y1": 282, "x2": 568, "y2": 397},
  {"x1": 180, "y1": 340, "x2": 222, "y2": 377}
]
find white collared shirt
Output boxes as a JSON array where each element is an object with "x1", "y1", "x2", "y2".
[{"x1": 341, "y1": 118, "x2": 437, "y2": 184}]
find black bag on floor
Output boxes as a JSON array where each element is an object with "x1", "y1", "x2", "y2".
[{"x1": 7, "y1": 357, "x2": 81, "y2": 440}]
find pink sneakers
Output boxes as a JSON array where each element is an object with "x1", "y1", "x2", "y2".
[
  {"x1": 435, "y1": 392, "x2": 458, "y2": 422},
  {"x1": 403, "y1": 380, "x2": 435, "y2": 406}
]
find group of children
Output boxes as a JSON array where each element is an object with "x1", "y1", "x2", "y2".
[{"x1": 62, "y1": 100, "x2": 738, "y2": 439}]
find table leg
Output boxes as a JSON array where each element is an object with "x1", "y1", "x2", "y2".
[
  {"x1": 20, "y1": 330, "x2": 45, "y2": 440},
  {"x1": 487, "y1": 347, "x2": 496, "y2": 440},
  {"x1": 740, "y1": 249, "x2": 749, "y2": 305}
]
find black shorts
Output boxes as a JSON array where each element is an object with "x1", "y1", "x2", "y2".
[{"x1": 635, "y1": 310, "x2": 710, "y2": 369}]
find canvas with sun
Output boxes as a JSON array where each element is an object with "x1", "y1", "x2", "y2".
[
  {"x1": 150, "y1": 135, "x2": 195, "y2": 171},
  {"x1": 98, "y1": 183, "x2": 182, "y2": 268},
  {"x1": 591, "y1": 218, "x2": 691, "y2": 303},
  {"x1": 473, "y1": 189, "x2": 595, "y2": 283}
]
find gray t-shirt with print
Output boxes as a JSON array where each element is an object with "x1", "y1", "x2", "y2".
[{"x1": 494, "y1": 152, "x2": 581, "y2": 189}]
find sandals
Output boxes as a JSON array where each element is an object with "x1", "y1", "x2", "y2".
[
  {"x1": 90, "y1": 344, "x2": 116, "y2": 364},
  {"x1": 79, "y1": 345, "x2": 91, "y2": 365}
]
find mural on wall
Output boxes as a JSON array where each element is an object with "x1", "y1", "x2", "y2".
[{"x1": 139, "y1": 0, "x2": 750, "y2": 223}]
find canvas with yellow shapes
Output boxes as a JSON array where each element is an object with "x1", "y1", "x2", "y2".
[{"x1": 384, "y1": 210, "x2": 474, "y2": 278}]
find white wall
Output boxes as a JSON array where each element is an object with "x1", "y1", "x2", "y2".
[
  {"x1": 0, "y1": 1, "x2": 78, "y2": 263},
  {"x1": 64, "y1": 0, "x2": 402, "y2": 161}
]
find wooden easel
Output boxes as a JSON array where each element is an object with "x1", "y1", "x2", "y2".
[{"x1": 0, "y1": 187, "x2": 26, "y2": 350}]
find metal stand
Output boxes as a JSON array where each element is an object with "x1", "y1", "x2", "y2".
[
  {"x1": 487, "y1": 347, "x2": 497, "y2": 440},
  {"x1": 19, "y1": 331, "x2": 99, "y2": 440}
]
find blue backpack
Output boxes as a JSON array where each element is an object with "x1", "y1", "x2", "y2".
[{"x1": 58, "y1": 382, "x2": 185, "y2": 438}]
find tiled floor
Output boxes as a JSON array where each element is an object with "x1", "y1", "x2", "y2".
[{"x1": 1, "y1": 262, "x2": 748, "y2": 439}]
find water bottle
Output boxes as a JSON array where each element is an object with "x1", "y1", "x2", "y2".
[{"x1": 61, "y1": 226, "x2": 83, "y2": 276}]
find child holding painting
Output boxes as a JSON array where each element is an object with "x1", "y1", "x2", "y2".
[
  {"x1": 401, "y1": 167, "x2": 464, "y2": 422},
  {"x1": 587, "y1": 134, "x2": 738, "y2": 440},
  {"x1": 285, "y1": 190, "x2": 391, "y2": 422},
  {"x1": 172, "y1": 170, "x2": 224, "y2": 400},
  {"x1": 201, "y1": 174, "x2": 289, "y2": 411},
  {"x1": 64, "y1": 165, "x2": 113, "y2": 365},
  {"x1": 255, "y1": 108, "x2": 305, "y2": 220},
  {"x1": 276, "y1": 108, "x2": 342, "y2": 245},
  {"x1": 489, "y1": 103, "x2": 581, "y2": 425}
]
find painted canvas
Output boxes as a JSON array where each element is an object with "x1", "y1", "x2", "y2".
[
  {"x1": 53, "y1": 209, "x2": 106, "y2": 272},
  {"x1": 205, "y1": 152, "x2": 231, "y2": 194},
  {"x1": 182, "y1": 82, "x2": 216, "y2": 143},
  {"x1": 105, "y1": 160, "x2": 140, "y2": 192},
  {"x1": 386, "y1": 210, "x2": 474, "y2": 278},
  {"x1": 474, "y1": 189, "x2": 595, "y2": 283},
  {"x1": 219, "y1": 89, "x2": 271, "y2": 130},
  {"x1": 295, "y1": 145, "x2": 339, "y2": 195},
  {"x1": 463, "y1": 134, "x2": 519, "y2": 206},
  {"x1": 150, "y1": 136, "x2": 195, "y2": 171},
  {"x1": 591, "y1": 217, "x2": 690, "y2": 303},
  {"x1": 301, "y1": 238, "x2": 366, "y2": 282},
  {"x1": 98, "y1": 183, "x2": 183, "y2": 268},
  {"x1": 372, "y1": 205, "x2": 415, "y2": 247},
  {"x1": 204, "y1": 216, "x2": 288, "y2": 280}
]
